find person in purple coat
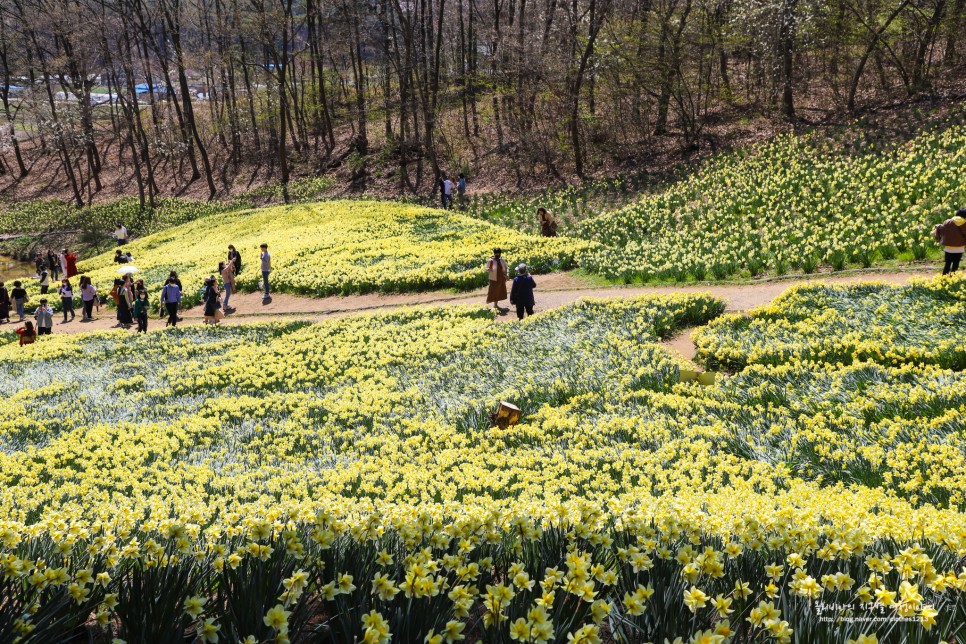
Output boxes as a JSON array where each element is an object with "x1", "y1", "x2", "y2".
[{"x1": 509, "y1": 264, "x2": 537, "y2": 320}]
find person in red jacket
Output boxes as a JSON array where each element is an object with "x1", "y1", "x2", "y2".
[
  {"x1": 933, "y1": 209, "x2": 966, "y2": 275},
  {"x1": 15, "y1": 321, "x2": 36, "y2": 346},
  {"x1": 62, "y1": 248, "x2": 79, "y2": 278}
]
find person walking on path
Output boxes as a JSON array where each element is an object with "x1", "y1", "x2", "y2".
[
  {"x1": 57, "y1": 279, "x2": 75, "y2": 323},
  {"x1": 202, "y1": 277, "x2": 222, "y2": 324},
  {"x1": 220, "y1": 261, "x2": 236, "y2": 312},
  {"x1": 934, "y1": 209, "x2": 966, "y2": 275},
  {"x1": 228, "y1": 245, "x2": 242, "y2": 275},
  {"x1": 80, "y1": 277, "x2": 97, "y2": 322},
  {"x1": 34, "y1": 299, "x2": 53, "y2": 336},
  {"x1": 538, "y1": 208, "x2": 558, "y2": 237},
  {"x1": 0, "y1": 283, "x2": 10, "y2": 324},
  {"x1": 486, "y1": 248, "x2": 510, "y2": 314},
  {"x1": 457, "y1": 173, "x2": 467, "y2": 208},
  {"x1": 440, "y1": 174, "x2": 453, "y2": 209},
  {"x1": 47, "y1": 250, "x2": 60, "y2": 281},
  {"x1": 133, "y1": 290, "x2": 150, "y2": 333},
  {"x1": 62, "y1": 248, "x2": 78, "y2": 279},
  {"x1": 260, "y1": 244, "x2": 272, "y2": 301},
  {"x1": 10, "y1": 281, "x2": 27, "y2": 322},
  {"x1": 16, "y1": 321, "x2": 36, "y2": 346},
  {"x1": 161, "y1": 278, "x2": 182, "y2": 327},
  {"x1": 509, "y1": 264, "x2": 537, "y2": 320},
  {"x1": 38, "y1": 267, "x2": 50, "y2": 295},
  {"x1": 116, "y1": 275, "x2": 134, "y2": 329},
  {"x1": 114, "y1": 222, "x2": 128, "y2": 246},
  {"x1": 169, "y1": 271, "x2": 184, "y2": 321}
]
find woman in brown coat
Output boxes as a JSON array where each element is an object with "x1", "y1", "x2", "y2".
[
  {"x1": 933, "y1": 208, "x2": 966, "y2": 275},
  {"x1": 538, "y1": 208, "x2": 558, "y2": 237},
  {"x1": 485, "y1": 248, "x2": 509, "y2": 313}
]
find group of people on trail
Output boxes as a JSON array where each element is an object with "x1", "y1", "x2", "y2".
[
  {"x1": 33, "y1": 248, "x2": 78, "y2": 283},
  {"x1": 485, "y1": 248, "x2": 537, "y2": 320},
  {"x1": 12, "y1": 235, "x2": 271, "y2": 344},
  {"x1": 439, "y1": 173, "x2": 467, "y2": 210}
]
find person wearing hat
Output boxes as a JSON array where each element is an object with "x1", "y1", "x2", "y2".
[
  {"x1": 509, "y1": 264, "x2": 537, "y2": 320},
  {"x1": 485, "y1": 248, "x2": 509, "y2": 313},
  {"x1": 34, "y1": 299, "x2": 53, "y2": 336},
  {"x1": 934, "y1": 208, "x2": 966, "y2": 275}
]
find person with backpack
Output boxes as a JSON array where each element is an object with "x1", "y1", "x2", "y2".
[
  {"x1": 10, "y1": 281, "x2": 27, "y2": 322},
  {"x1": 15, "y1": 320, "x2": 36, "y2": 346},
  {"x1": 509, "y1": 264, "x2": 537, "y2": 320},
  {"x1": 133, "y1": 290, "x2": 150, "y2": 333},
  {"x1": 34, "y1": 299, "x2": 53, "y2": 336},
  {"x1": 161, "y1": 278, "x2": 182, "y2": 327},
  {"x1": 934, "y1": 208, "x2": 966, "y2": 275},
  {"x1": 57, "y1": 279, "x2": 75, "y2": 323}
]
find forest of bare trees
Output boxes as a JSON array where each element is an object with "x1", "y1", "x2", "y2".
[{"x1": 0, "y1": 0, "x2": 963, "y2": 206}]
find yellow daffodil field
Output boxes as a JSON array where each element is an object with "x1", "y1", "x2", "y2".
[
  {"x1": 694, "y1": 275, "x2": 966, "y2": 371},
  {"x1": 72, "y1": 200, "x2": 592, "y2": 305},
  {"x1": 574, "y1": 117, "x2": 966, "y2": 282},
  {"x1": 2, "y1": 283, "x2": 966, "y2": 643}
]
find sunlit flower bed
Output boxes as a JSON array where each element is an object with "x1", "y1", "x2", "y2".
[
  {"x1": 1, "y1": 293, "x2": 964, "y2": 643},
  {"x1": 72, "y1": 200, "x2": 593, "y2": 306},
  {"x1": 575, "y1": 118, "x2": 966, "y2": 281},
  {"x1": 694, "y1": 274, "x2": 966, "y2": 371}
]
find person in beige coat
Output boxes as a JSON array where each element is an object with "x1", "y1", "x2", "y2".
[
  {"x1": 220, "y1": 261, "x2": 236, "y2": 312},
  {"x1": 485, "y1": 248, "x2": 509, "y2": 313}
]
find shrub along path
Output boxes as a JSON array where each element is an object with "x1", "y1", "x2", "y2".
[{"x1": 35, "y1": 265, "x2": 937, "y2": 338}]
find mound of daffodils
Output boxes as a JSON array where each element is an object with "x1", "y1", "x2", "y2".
[
  {"x1": 72, "y1": 200, "x2": 593, "y2": 306},
  {"x1": 575, "y1": 116, "x2": 966, "y2": 281},
  {"x1": 1, "y1": 291, "x2": 964, "y2": 643}
]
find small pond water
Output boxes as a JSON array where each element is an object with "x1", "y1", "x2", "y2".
[{"x1": 0, "y1": 257, "x2": 38, "y2": 283}]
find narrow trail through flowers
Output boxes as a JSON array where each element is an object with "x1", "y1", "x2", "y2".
[{"x1": 45, "y1": 266, "x2": 936, "y2": 338}]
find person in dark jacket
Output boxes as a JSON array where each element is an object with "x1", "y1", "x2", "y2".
[
  {"x1": 47, "y1": 250, "x2": 60, "y2": 281},
  {"x1": 509, "y1": 264, "x2": 537, "y2": 320},
  {"x1": 133, "y1": 290, "x2": 150, "y2": 333},
  {"x1": 202, "y1": 277, "x2": 221, "y2": 324},
  {"x1": 228, "y1": 245, "x2": 242, "y2": 275},
  {"x1": 0, "y1": 282, "x2": 11, "y2": 324},
  {"x1": 934, "y1": 208, "x2": 966, "y2": 275}
]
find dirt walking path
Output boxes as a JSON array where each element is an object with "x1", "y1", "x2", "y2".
[{"x1": 41, "y1": 267, "x2": 935, "y2": 336}]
